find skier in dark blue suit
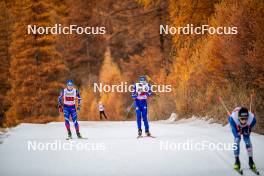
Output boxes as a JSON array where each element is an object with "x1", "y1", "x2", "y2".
[{"x1": 132, "y1": 75, "x2": 152, "y2": 137}]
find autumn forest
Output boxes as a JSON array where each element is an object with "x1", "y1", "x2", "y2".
[{"x1": 0, "y1": 0, "x2": 263, "y2": 133}]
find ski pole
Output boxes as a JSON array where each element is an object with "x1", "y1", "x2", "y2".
[
  {"x1": 146, "y1": 75, "x2": 158, "y2": 85},
  {"x1": 145, "y1": 75, "x2": 161, "y2": 97},
  {"x1": 218, "y1": 96, "x2": 231, "y2": 116},
  {"x1": 250, "y1": 93, "x2": 252, "y2": 112},
  {"x1": 124, "y1": 102, "x2": 134, "y2": 120},
  {"x1": 249, "y1": 89, "x2": 255, "y2": 112}
]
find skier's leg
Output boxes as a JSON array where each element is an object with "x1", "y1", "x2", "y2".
[
  {"x1": 230, "y1": 124, "x2": 241, "y2": 157},
  {"x1": 64, "y1": 106, "x2": 70, "y2": 130},
  {"x1": 233, "y1": 137, "x2": 241, "y2": 170},
  {"x1": 71, "y1": 107, "x2": 79, "y2": 132},
  {"x1": 102, "y1": 111, "x2": 108, "y2": 119},
  {"x1": 142, "y1": 103, "x2": 149, "y2": 133},
  {"x1": 234, "y1": 137, "x2": 241, "y2": 157},
  {"x1": 243, "y1": 134, "x2": 256, "y2": 170},
  {"x1": 230, "y1": 125, "x2": 241, "y2": 169},
  {"x1": 100, "y1": 111, "x2": 102, "y2": 120},
  {"x1": 63, "y1": 106, "x2": 71, "y2": 137},
  {"x1": 243, "y1": 134, "x2": 253, "y2": 157},
  {"x1": 71, "y1": 107, "x2": 82, "y2": 138},
  {"x1": 135, "y1": 105, "x2": 142, "y2": 131}
]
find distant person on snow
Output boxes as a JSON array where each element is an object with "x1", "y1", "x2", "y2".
[
  {"x1": 229, "y1": 107, "x2": 257, "y2": 171},
  {"x1": 98, "y1": 101, "x2": 108, "y2": 120},
  {"x1": 132, "y1": 75, "x2": 152, "y2": 137},
  {"x1": 58, "y1": 80, "x2": 82, "y2": 139}
]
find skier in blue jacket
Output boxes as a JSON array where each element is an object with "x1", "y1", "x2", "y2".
[
  {"x1": 228, "y1": 107, "x2": 257, "y2": 171},
  {"x1": 132, "y1": 75, "x2": 152, "y2": 137},
  {"x1": 58, "y1": 80, "x2": 82, "y2": 139}
]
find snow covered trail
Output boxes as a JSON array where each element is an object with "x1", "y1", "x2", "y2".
[{"x1": 0, "y1": 120, "x2": 263, "y2": 176}]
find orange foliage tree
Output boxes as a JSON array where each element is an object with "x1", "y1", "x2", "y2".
[
  {"x1": 6, "y1": 0, "x2": 67, "y2": 125},
  {"x1": 98, "y1": 47, "x2": 126, "y2": 120}
]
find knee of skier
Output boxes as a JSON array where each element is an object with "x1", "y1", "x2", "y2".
[
  {"x1": 72, "y1": 114, "x2": 78, "y2": 123},
  {"x1": 74, "y1": 120, "x2": 79, "y2": 127},
  {"x1": 244, "y1": 137, "x2": 253, "y2": 157},
  {"x1": 64, "y1": 115, "x2": 70, "y2": 122},
  {"x1": 244, "y1": 137, "x2": 252, "y2": 148},
  {"x1": 73, "y1": 118, "x2": 78, "y2": 124},
  {"x1": 65, "y1": 119, "x2": 70, "y2": 124},
  {"x1": 234, "y1": 137, "x2": 241, "y2": 144},
  {"x1": 246, "y1": 142, "x2": 252, "y2": 149},
  {"x1": 142, "y1": 115, "x2": 148, "y2": 122},
  {"x1": 72, "y1": 111, "x2": 77, "y2": 118}
]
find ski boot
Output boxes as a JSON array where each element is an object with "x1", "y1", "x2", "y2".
[
  {"x1": 249, "y1": 157, "x2": 259, "y2": 174},
  {"x1": 137, "y1": 129, "x2": 142, "y2": 138},
  {"x1": 66, "y1": 129, "x2": 72, "y2": 140},
  {"x1": 76, "y1": 131, "x2": 82, "y2": 139},
  {"x1": 233, "y1": 157, "x2": 243, "y2": 174},
  {"x1": 146, "y1": 131, "x2": 151, "y2": 137},
  {"x1": 249, "y1": 157, "x2": 256, "y2": 169},
  {"x1": 234, "y1": 157, "x2": 241, "y2": 170}
]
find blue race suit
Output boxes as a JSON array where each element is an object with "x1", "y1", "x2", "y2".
[
  {"x1": 58, "y1": 88, "x2": 81, "y2": 132},
  {"x1": 132, "y1": 83, "x2": 152, "y2": 132},
  {"x1": 229, "y1": 107, "x2": 256, "y2": 157}
]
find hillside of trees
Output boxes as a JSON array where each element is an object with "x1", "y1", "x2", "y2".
[{"x1": 0, "y1": 0, "x2": 263, "y2": 133}]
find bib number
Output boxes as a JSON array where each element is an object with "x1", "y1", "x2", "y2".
[{"x1": 65, "y1": 97, "x2": 74, "y2": 101}]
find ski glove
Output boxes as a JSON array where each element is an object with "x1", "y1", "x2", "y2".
[{"x1": 77, "y1": 105, "x2": 81, "y2": 111}]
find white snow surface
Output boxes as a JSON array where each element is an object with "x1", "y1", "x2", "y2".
[{"x1": 0, "y1": 119, "x2": 263, "y2": 176}]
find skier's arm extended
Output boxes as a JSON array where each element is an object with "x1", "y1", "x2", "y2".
[{"x1": 229, "y1": 116, "x2": 240, "y2": 138}]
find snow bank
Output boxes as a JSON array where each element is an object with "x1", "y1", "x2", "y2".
[{"x1": 162, "y1": 112, "x2": 178, "y2": 123}]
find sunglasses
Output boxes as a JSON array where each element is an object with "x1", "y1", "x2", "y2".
[{"x1": 240, "y1": 117, "x2": 247, "y2": 121}]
